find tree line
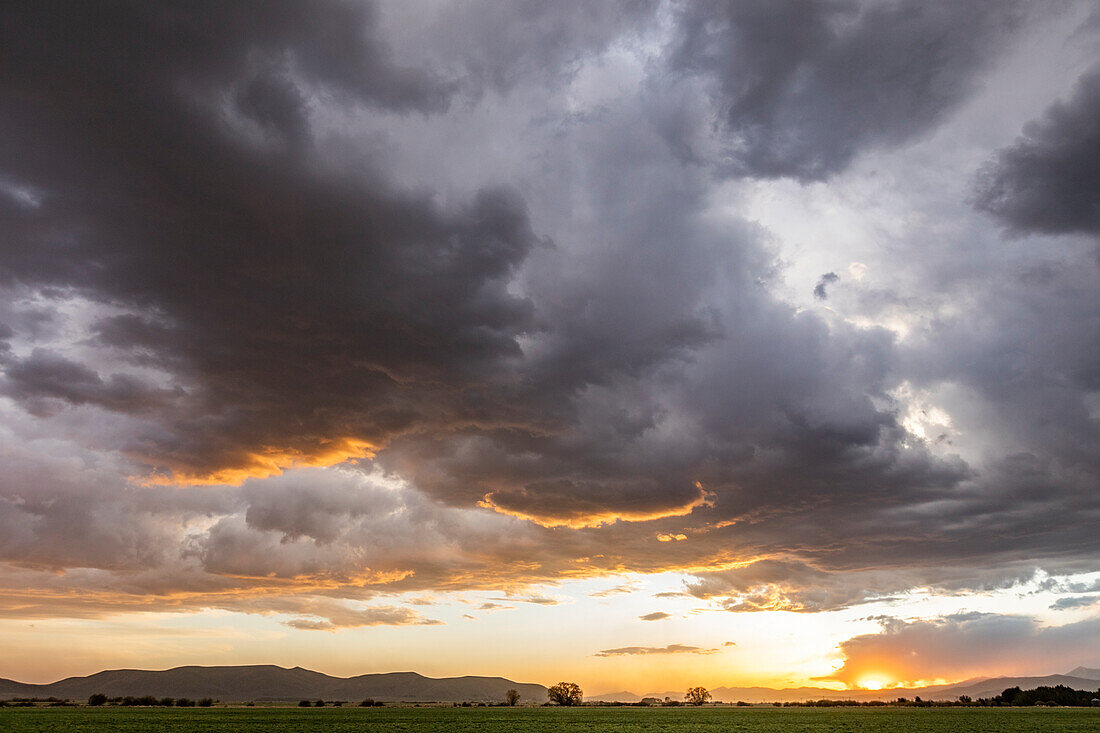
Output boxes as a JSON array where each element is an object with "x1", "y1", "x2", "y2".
[{"x1": 87, "y1": 694, "x2": 213, "y2": 707}]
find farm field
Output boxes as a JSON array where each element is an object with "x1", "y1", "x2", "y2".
[{"x1": 1, "y1": 705, "x2": 1098, "y2": 732}]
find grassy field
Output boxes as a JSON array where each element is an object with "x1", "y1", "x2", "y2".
[{"x1": 1, "y1": 706, "x2": 1099, "y2": 732}]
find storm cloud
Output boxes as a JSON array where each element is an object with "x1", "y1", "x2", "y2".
[
  {"x1": 975, "y1": 65, "x2": 1100, "y2": 235},
  {"x1": 668, "y1": 0, "x2": 1024, "y2": 179},
  {"x1": 0, "y1": 0, "x2": 1097, "y2": 651}
]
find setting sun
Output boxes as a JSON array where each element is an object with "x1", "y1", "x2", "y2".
[{"x1": 859, "y1": 679, "x2": 887, "y2": 691}]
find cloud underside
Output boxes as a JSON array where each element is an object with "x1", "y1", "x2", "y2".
[{"x1": 0, "y1": 0, "x2": 1096, "y2": 627}]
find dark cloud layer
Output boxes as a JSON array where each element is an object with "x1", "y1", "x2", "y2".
[
  {"x1": 0, "y1": 0, "x2": 544, "y2": 482},
  {"x1": 975, "y1": 65, "x2": 1100, "y2": 235},
  {"x1": 669, "y1": 0, "x2": 1023, "y2": 180},
  {"x1": 0, "y1": 0, "x2": 1096, "y2": 634}
]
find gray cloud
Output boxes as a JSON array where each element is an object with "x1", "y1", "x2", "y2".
[
  {"x1": 1050, "y1": 595, "x2": 1100, "y2": 611},
  {"x1": 813, "y1": 272, "x2": 839, "y2": 300},
  {"x1": 975, "y1": 65, "x2": 1100, "y2": 235},
  {"x1": 638, "y1": 611, "x2": 671, "y2": 621},
  {"x1": 669, "y1": 0, "x2": 1024, "y2": 180}
]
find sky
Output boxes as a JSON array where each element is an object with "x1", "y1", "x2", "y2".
[{"x1": 0, "y1": 0, "x2": 1099, "y2": 696}]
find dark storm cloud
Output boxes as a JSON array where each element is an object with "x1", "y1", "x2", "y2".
[
  {"x1": 975, "y1": 65, "x2": 1100, "y2": 235},
  {"x1": 0, "y1": 348, "x2": 180, "y2": 416},
  {"x1": 668, "y1": 0, "x2": 1023, "y2": 180},
  {"x1": 0, "y1": 0, "x2": 1096, "y2": 627},
  {"x1": 0, "y1": 0, "x2": 546, "y2": 481}
]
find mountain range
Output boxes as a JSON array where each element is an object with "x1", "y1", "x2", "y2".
[
  {"x1": 0, "y1": 666, "x2": 547, "y2": 703},
  {"x1": 591, "y1": 668, "x2": 1100, "y2": 703},
  {"x1": 1, "y1": 664, "x2": 1097, "y2": 703}
]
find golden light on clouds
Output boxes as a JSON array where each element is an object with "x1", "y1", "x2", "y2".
[
  {"x1": 136, "y1": 438, "x2": 376, "y2": 486},
  {"x1": 477, "y1": 484, "x2": 715, "y2": 529}
]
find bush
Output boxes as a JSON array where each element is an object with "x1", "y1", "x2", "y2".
[
  {"x1": 87, "y1": 694, "x2": 108, "y2": 706},
  {"x1": 298, "y1": 700, "x2": 311, "y2": 707},
  {"x1": 314, "y1": 699, "x2": 325, "y2": 707},
  {"x1": 176, "y1": 698, "x2": 195, "y2": 707},
  {"x1": 198, "y1": 698, "x2": 214, "y2": 707}
]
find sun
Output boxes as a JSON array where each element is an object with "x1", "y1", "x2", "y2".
[{"x1": 858, "y1": 679, "x2": 886, "y2": 690}]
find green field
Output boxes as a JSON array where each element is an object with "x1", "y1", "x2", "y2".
[{"x1": 1, "y1": 706, "x2": 1098, "y2": 732}]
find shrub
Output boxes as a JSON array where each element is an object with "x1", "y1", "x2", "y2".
[
  {"x1": 87, "y1": 694, "x2": 108, "y2": 706},
  {"x1": 298, "y1": 700, "x2": 311, "y2": 707},
  {"x1": 176, "y1": 698, "x2": 195, "y2": 707}
]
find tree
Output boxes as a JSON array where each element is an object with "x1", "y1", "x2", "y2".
[
  {"x1": 505, "y1": 689, "x2": 521, "y2": 706},
  {"x1": 685, "y1": 687, "x2": 711, "y2": 706},
  {"x1": 547, "y1": 682, "x2": 583, "y2": 706},
  {"x1": 87, "y1": 694, "x2": 107, "y2": 706}
]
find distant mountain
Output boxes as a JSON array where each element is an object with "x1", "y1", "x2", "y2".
[
  {"x1": 592, "y1": 670, "x2": 1100, "y2": 704},
  {"x1": 0, "y1": 665, "x2": 547, "y2": 703},
  {"x1": 589, "y1": 690, "x2": 642, "y2": 702},
  {"x1": 933, "y1": 674, "x2": 1100, "y2": 701},
  {"x1": 1067, "y1": 666, "x2": 1100, "y2": 680}
]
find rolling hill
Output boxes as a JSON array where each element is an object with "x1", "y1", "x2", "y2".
[{"x1": 0, "y1": 665, "x2": 547, "y2": 703}]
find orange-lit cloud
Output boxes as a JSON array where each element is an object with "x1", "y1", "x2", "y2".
[
  {"x1": 477, "y1": 485, "x2": 714, "y2": 529},
  {"x1": 138, "y1": 438, "x2": 376, "y2": 486}
]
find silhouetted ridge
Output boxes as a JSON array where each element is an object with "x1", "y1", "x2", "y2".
[{"x1": 0, "y1": 665, "x2": 546, "y2": 703}]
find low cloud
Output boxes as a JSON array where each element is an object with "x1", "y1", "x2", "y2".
[
  {"x1": 638, "y1": 611, "x2": 671, "y2": 621},
  {"x1": 595, "y1": 643, "x2": 720, "y2": 657},
  {"x1": 275, "y1": 601, "x2": 442, "y2": 631},
  {"x1": 489, "y1": 595, "x2": 560, "y2": 606},
  {"x1": 1049, "y1": 595, "x2": 1100, "y2": 611},
  {"x1": 590, "y1": 582, "x2": 640, "y2": 598},
  {"x1": 477, "y1": 602, "x2": 514, "y2": 612}
]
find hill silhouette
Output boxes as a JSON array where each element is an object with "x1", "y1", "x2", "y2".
[{"x1": 0, "y1": 665, "x2": 547, "y2": 703}]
